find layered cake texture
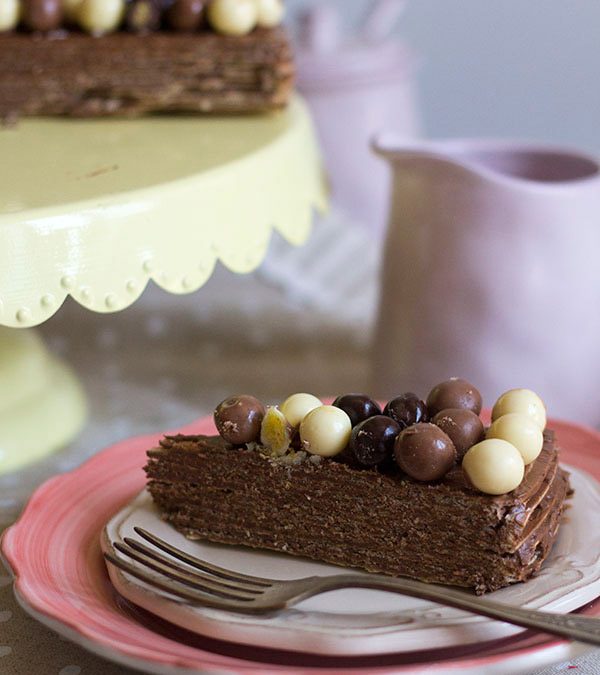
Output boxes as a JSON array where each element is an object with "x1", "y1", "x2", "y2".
[
  {"x1": 0, "y1": 0, "x2": 292, "y2": 119},
  {"x1": 145, "y1": 382, "x2": 571, "y2": 594}
]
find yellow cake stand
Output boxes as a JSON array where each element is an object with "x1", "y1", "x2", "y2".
[{"x1": 0, "y1": 95, "x2": 326, "y2": 474}]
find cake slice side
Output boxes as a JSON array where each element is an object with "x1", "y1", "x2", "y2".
[
  {"x1": 0, "y1": 28, "x2": 294, "y2": 119},
  {"x1": 145, "y1": 432, "x2": 570, "y2": 594}
]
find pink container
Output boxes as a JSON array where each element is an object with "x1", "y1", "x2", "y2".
[
  {"x1": 371, "y1": 138, "x2": 600, "y2": 425},
  {"x1": 296, "y1": 5, "x2": 420, "y2": 236}
]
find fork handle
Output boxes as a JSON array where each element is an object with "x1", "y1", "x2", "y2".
[{"x1": 306, "y1": 574, "x2": 600, "y2": 646}]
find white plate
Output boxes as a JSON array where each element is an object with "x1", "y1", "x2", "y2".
[{"x1": 102, "y1": 465, "x2": 600, "y2": 657}]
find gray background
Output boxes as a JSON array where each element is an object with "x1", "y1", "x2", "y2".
[{"x1": 289, "y1": 0, "x2": 600, "y2": 154}]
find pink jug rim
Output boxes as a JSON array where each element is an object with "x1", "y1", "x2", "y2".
[{"x1": 372, "y1": 136, "x2": 600, "y2": 189}]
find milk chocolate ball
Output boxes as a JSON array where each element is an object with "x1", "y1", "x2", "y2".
[
  {"x1": 349, "y1": 415, "x2": 401, "y2": 467},
  {"x1": 432, "y1": 408, "x2": 484, "y2": 459},
  {"x1": 394, "y1": 423, "x2": 456, "y2": 482},
  {"x1": 426, "y1": 378, "x2": 482, "y2": 417},
  {"x1": 332, "y1": 393, "x2": 381, "y2": 428},
  {"x1": 214, "y1": 394, "x2": 265, "y2": 445},
  {"x1": 166, "y1": 0, "x2": 205, "y2": 31},
  {"x1": 383, "y1": 392, "x2": 428, "y2": 429},
  {"x1": 22, "y1": 0, "x2": 64, "y2": 31}
]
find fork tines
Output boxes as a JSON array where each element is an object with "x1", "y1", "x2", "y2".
[{"x1": 104, "y1": 527, "x2": 271, "y2": 610}]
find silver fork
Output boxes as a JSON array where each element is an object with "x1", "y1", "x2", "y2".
[{"x1": 104, "y1": 527, "x2": 600, "y2": 646}]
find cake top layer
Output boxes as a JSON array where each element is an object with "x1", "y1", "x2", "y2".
[
  {"x1": 0, "y1": 0, "x2": 286, "y2": 39},
  {"x1": 202, "y1": 380, "x2": 549, "y2": 497},
  {"x1": 149, "y1": 428, "x2": 557, "y2": 508}
]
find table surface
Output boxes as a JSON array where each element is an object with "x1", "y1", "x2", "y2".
[{"x1": 1, "y1": 268, "x2": 599, "y2": 674}]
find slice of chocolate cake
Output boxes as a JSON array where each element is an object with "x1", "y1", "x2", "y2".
[
  {"x1": 0, "y1": 28, "x2": 293, "y2": 119},
  {"x1": 145, "y1": 433, "x2": 569, "y2": 594},
  {"x1": 145, "y1": 382, "x2": 571, "y2": 595}
]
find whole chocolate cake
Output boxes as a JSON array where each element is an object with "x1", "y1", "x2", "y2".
[{"x1": 145, "y1": 382, "x2": 571, "y2": 594}]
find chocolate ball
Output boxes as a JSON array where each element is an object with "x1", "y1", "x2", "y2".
[
  {"x1": 300, "y1": 405, "x2": 352, "y2": 458},
  {"x1": 166, "y1": 0, "x2": 205, "y2": 31},
  {"x1": 22, "y1": 0, "x2": 64, "y2": 31},
  {"x1": 207, "y1": 0, "x2": 256, "y2": 36},
  {"x1": 462, "y1": 439, "x2": 525, "y2": 495},
  {"x1": 426, "y1": 378, "x2": 482, "y2": 417},
  {"x1": 383, "y1": 392, "x2": 428, "y2": 429},
  {"x1": 332, "y1": 394, "x2": 381, "y2": 428},
  {"x1": 214, "y1": 394, "x2": 265, "y2": 445},
  {"x1": 126, "y1": 0, "x2": 162, "y2": 32},
  {"x1": 394, "y1": 423, "x2": 456, "y2": 482},
  {"x1": 349, "y1": 415, "x2": 401, "y2": 467},
  {"x1": 78, "y1": 0, "x2": 124, "y2": 34},
  {"x1": 432, "y1": 408, "x2": 484, "y2": 459},
  {"x1": 0, "y1": 0, "x2": 20, "y2": 32}
]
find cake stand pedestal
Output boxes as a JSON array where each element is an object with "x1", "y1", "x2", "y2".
[{"x1": 0, "y1": 96, "x2": 325, "y2": 475}]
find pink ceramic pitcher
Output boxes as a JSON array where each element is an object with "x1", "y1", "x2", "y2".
[{"x1": 371, "y1": 137, "x2": 600, "y2": 425}]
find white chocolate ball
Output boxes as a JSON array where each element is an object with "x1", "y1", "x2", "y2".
[
  {"x1": 254, "y1": 0, "x2": 284, "y2": 28},
  {"x1": 486, "y1": 413, "x2": 544, "y2": 465},
  {"x1": 207, "y1": 0, "x2": 257, "y2": 36},
  {"x1": 0, "y1": 0, "x2": 20, "y2": 32},
  {"x1": 78, "y1": 0, "x2": 124, "y2": 35},
  {"x1": 492, "y1": 388, "x2": 547, "y2": 430},
  {"x1": 280, "y1": 393, "x2": 322, "y2": 428},
  {"x1": 462, "y1": 439, "x2": 525, "y2": 495},
  {"x1": 63, "y1": 0, "x2": 83, "y2": 23},
  {"x1": 300, "y1": 405, "x2": 352, "y2": 458}
]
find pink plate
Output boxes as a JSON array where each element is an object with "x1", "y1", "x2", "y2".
[{"x1": 2, "y1": 413, "x2": 600, "y2": 674}]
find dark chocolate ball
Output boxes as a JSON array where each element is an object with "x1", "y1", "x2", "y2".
[
  {"x1": 214, "y1": 395, "x2": 265, "y2": 445},
  {"x1": 383, "y1": 392, "x2": 428, "y2": 429},
  {"x1": 332, "y1": 394, "x2": 381, "y2": 428},
  {"x1": 426, "y1": 378, "x2": 482, "y2": 417},
  {"x1": 22, "y1": 0, "x2": 64, "y2": 32},
  {"x1": 349, "y1": 415, "x2": 401, "y2": 467},
  {"x1": 166, "y1": 0, "x2": 205, "y2": 30},
  {"x1": 432, "y1": 408, "x2": 485, "y2": 460},
  {"x1": 394, "y1": 423, "x2": 456, "y2": 482},
  {"x1": 126, "y1": 0, "x2": 162, "y2": 32}
]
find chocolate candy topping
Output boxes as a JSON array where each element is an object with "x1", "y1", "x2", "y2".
[
  {"x1": 0, "y1": 0, "x2": 20, "y2": 32},
  {"x1": 462, "y1": 439, "x2": 525, "y2": 495},
  {"x1": 383, "y1": 392, "x2": 428, "y2": 429},
  {"x1": 214, "y1": 394, "x2": 265, "y2": 445},
  {"x1": 22, "y1": 0, "x2": 64, "y2": 32},
  {"x1": 394, "y1": 423, "x2": 456, "y2": 481},
  {"x1": 166, "y1": 0, "x2": 205, "y2": 31},
  {"x1": 300, "y1": 405, "x2": 352, "y2": 458},
  {"x1": 432, "y1": 408, "x2": 484, "y2": 460},
  {"x1": 349, "y1": 415, "x2": 401, "y2": 467},
  {"x1": 126, "y1": 0, "x2": 162, "y2": 32},
  {"x1": 332, "y1": 394, "x2": 381, "y2": 428},
  {"x1": 426, "y1": 378, "x2": 482, "y2": 417}
]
